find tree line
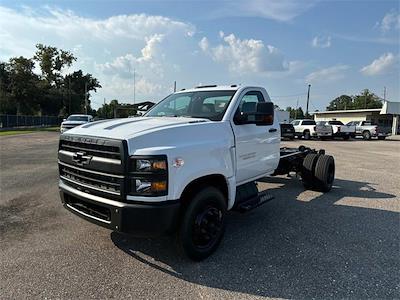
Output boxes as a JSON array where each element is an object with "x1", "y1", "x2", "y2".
[
  {"x1": 0, "y1": 44, "x2": 101, "y2": 116},
  {"x1": 325, "y1": 89, "x2": 382, "y2": 111}
]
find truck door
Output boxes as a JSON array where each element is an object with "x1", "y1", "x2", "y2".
[{"x1": 231, "y1": 90, "x2": 280, "y2": 184}]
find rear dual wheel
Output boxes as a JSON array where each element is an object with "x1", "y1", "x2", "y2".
[{"x1": 302, "y1": 154, "x2": 335, "y2": 192}]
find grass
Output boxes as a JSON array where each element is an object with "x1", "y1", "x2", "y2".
[{"x1": 0, "y1": 127, "x2": 59, "y2": 136}]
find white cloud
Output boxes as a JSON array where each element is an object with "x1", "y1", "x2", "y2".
[
  {"x1": 306, "y1": 65, "x2": 349, "y2": 83},
  {"x1": 198, "y1": 37, "x2": 209, "y2": 52},
  {"x1": 360, "y1": 53, "x2": 397, "y2": 76},
  {"x1": 0, "y1": 6, "x2": 196, "y2": 105},
  {"x1": 200, "y1": 32, "x2": 288, "y2": 73},
  {"x1": 311, "y1": 36, "x2": 331, "y2": 48},
  {"x1": 96, "y1": 34, "x2": 165, "y2": 78},
  {"x1": 214, "y1": 0, "x2": 318, "y2": 22},
  {"x1": 377, "y1": 11, "x2": 400, "y2": 32}
]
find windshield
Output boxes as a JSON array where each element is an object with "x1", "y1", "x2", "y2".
[
  {"x1": 67, "y1": 116, "x2": 89, "y2": 122},
  {"x1": 145, "y1": 90, "x2": 236, "y2": 121}
]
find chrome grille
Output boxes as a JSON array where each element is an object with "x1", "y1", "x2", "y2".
[
  {"x1": 59, "y1": 140, "x2": 121, "y2": 160},
  {"x1": 59, "y1": 163, "x2": 123, "y2": 195},
  {"x1": 58, "y1": 135, "x2": 126, "y2": 199}
]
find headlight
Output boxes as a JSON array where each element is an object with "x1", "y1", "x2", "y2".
[
  {"x1": 129, "y1": 155, "x2": 168, "y2": 196},
  {"x1": 136, "y1": 159, "x2": 167, "y2": 172},
  {"x1": 135, "y1": 179, "x2": 167, "y2": 194}
]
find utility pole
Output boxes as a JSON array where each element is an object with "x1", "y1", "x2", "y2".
[
  {"x1": 174, "y1": 81, "x2": 176, "y2": 92},
  {"x1": 295, "y1": 98, "x2": 299, "y2": 119},
  {"x1": 84, "y1": 81, "x2": 88, "y2": 114},
  {"x1": 384, "y1": 86, "x2": 386, "y2": 101},
  {"x1": 133, "y1": 68, "x2": 136, "y2": 105},
  {"x1": 306, "y1": 84, "x2": 311, "y2": 118}
]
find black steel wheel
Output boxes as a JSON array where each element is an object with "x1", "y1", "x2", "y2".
[
  {"x1": 314, "y1": 155, "x2": 335, "y2": 192},
  {"x1": 177, "y1": 186, "x2": 226, "y2": 261},
  {"x1": 301, "y1": 153, "x2": 319, "y2": 189}
]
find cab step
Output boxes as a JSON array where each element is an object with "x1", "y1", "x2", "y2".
[{"x1": 236, "y1": 190, "x2": 274, "y2": 213}]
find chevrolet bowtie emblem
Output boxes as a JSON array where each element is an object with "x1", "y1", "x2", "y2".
[{"x1": 72, "y1": 151, "x2": 92, "y2": 166}]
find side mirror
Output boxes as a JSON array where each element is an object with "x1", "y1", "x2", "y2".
[{"x1": 234, "y1": 102, "x2": 274, "y2": 126}]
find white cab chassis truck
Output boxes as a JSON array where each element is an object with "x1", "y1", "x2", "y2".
[{"x1": 58, "y1": 85, "x2": 335, "y2": 260}]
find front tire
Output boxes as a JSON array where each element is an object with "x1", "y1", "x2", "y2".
[
  {"x1": 177, "y1": 186, "x2": 227, "y2": 261},
  {"x1": 362, "y1": 130, "x2": 371, "y2": 140},
  {"x1": 303, "y1": 131, "x2": 311, "y2": 140}
]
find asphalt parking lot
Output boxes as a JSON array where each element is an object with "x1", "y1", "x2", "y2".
[{"x1": 1, "y1": 132, "x2": 399, "y2": 299}]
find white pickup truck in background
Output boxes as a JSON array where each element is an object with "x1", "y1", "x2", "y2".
[
  {"x1": 58, "y1": 85, "x2": 335, "y2": 260},
  {"x1": 346, "y1": 120, "x2": 390, "y2": 140},
  {"x1": 291, "y1": 119, "x2": 332, "y2": 140},
  {"x1": 60, "y1": 114, "x2": 93, "y2": 133},
  {"x1": 317, "y1": 120, "x2": 356, "y2": 140}
]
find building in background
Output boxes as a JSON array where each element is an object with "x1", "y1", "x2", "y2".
[{"x1": 312, "y1": 100, "x2": 400, "y2": 135}]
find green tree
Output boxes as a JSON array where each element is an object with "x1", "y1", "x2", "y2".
[
  {"x1": 34, "y1": 44, "x2": 76, "y2": 87},
  {"x1": 0, "y1": 44, "x2": 101, "y2": 117},
  {"x1": 286, "y1": 106, "x2": 304, "y2": 119},
  {"x1": 326, "y1": 95, "x2": 353, "y2": 111},
  {"x1": 0, "y1": 62, "x2": 14, "y2": 114},
  {"x1": 353, "y1": 89, "x2": 382, "y2": 109},
  {"x1": 7, "y1": 57, "x2": 41, "y2": 115},
  {"x1": 97, "y1": 99, "x2": 119, "y2": 119},
  {"x1": 326, "y1": 90, "x2": 382, "y2": 111},
  {"x1": 62, "y1": 70, "x2": 101, "y2": 115}
]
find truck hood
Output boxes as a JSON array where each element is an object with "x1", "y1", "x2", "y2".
[{"x1": 65, "y1": 117, "x2": 210, "y2": 140}]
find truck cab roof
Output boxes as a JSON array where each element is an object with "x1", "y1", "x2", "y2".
[{"x1": 174, "y1": 85, "x2": 267, "y2": 94}]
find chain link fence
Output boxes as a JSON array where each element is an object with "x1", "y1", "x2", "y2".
[{"x1": 0, "y1": 115, "x2": 63, "y2": 128}]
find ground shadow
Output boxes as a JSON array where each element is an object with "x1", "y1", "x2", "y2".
[{"x1": 111, "y1": 176, "x2": 399, "y2": 299}]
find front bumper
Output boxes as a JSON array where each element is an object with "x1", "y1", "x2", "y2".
[{"x1": 59, "y1": 182, "x2": 180, "y2": 237}]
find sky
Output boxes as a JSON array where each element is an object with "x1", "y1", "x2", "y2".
[{"x1": 0, "y1": 0, "x2": 399, "y2": 111}]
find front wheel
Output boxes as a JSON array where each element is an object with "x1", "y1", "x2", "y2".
[
  {"x1": 303, "y1": 131, "x2": 311, "y2": 140},
  {"x1": 177, "y1": 186, "x2": 227, "y2": 261},
  {"x1": 362, "y1": 131, "x2": 371, "y2": 140}
]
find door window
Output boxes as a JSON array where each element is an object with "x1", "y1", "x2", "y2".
[{"x1": 238, "y1": 91, "x2": 265, "y2": 113}]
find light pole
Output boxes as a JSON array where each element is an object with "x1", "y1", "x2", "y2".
[{"x1": 306, "y1": 84, "x2": 311, "y2": 118}]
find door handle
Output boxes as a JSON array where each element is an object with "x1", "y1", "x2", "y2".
[{"x1": 269, "y1": 128, "x2": 277, "y2": 132}]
